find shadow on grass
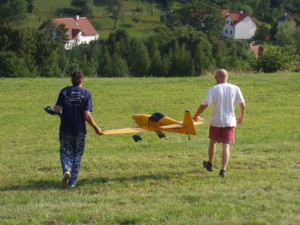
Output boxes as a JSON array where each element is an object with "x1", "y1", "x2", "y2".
[
  {"x1": 0, "y1": 180, "x2": 59, "y2": 191},
  {"x1": 80, "y1": 173, "x2": 174, "y2": 186},
  {"x1": 55, "y1": 8, "x2": 79, "y2": 17},
  {"x1": 120, "y1": 23, "x2": 134, "y2": 29},
  {"x1": 0, "y1": 171, "x2": 198, "y2": 191}
]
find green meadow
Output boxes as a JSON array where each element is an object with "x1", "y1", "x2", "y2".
[
  {"x1": 0, "y1": 73, "x2": 299, "y2": 225},
  {"x1": 26, "y1": 0, "x2": 164, "y2": 39}
]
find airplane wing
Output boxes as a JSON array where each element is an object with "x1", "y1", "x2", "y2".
[{"x1": 102, "y1": 127, "x2": 147, "y2": 135}]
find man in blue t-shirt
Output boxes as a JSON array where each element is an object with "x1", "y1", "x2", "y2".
[{"x1": 54, "y1": 71, "x2": 102, "y2": 188}]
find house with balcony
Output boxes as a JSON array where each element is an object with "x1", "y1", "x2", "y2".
[{"x1": 39, "y1": 15, "x2": 99, "y2": 50}]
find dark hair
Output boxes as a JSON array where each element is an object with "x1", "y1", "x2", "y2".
[{"x1": 71, "y1": 71, "x2": 84, "y2": 86}]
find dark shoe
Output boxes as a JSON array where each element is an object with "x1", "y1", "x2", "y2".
[
  {"x1": 219, "y1": 170, "x2": 226, "y2": 178},
  {"x1": 61, "y1": 171, "x2": 71, "y2": 189},
  {"x1": 203, "y1": 161, "x2": 213, "y2": 172}
]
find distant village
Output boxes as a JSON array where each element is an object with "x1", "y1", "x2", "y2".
[{"x1": 40, "y1": 10, "x2": 299, "y2": 58}]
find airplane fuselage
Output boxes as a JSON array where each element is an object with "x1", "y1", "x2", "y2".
[{"x1": 132, "y1": 114, "x2": 184, "y2": 133}]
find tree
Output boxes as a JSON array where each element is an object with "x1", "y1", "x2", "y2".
[
  {"x1": 56, "y1": 24, "x2": 69, "y2": 41},
  {"x1": 0, "y1": 0, "x2": 28, "y2": 27},
  {"x1": 111, "y1": 53, "x2": 129, "y2": 77},
  {"x1": 98, "y1": 45, "x2": 113, "y2": 77},
  {"x1": 71, "y1": 0, "x2": 93, "y2": 18},
  {"x1": 209, "y1": 36, "x2": 224, "y2": 68},
  {"x1": 276, "y1": 21, "x2": 296, "y2": 47},
  {"x1": 105, "y1": 0, "x2": 124, "y2": 30},
  {"x1": 161, "y1": 0, "x2": 176, "y2": 9},
  {"x1": 106, "y1": 29, "x2": 130, "y2": 56},
  {"x1": 0, "y1": 51, "x2": 30, "y2": 77},
  {"x1": 26, "y1": 0, "x2": 34, "y2": 13},
  {"x1": 35, "y1": 31, "x2": 60, "y2": 77},
  {"x1": 254, "y1": 23, "x2": 272, "y2": 41},
  {"x1": 163, "y1": 1, "x2": 224, "y2": 38},
  {"x1": 127, "y1": 39, "x2": 151, "y2": 77},
  {"x1": 168, "y1": 42, "x2": 194, "y2": 77},
  {"x1": 171, "y1": 26, "x2": 215, "y2": 74},
  {"x1": 0, "y1": 27, "x2": 37, "y2": 75},
  {"x1": 149, "y1": 49, "x2": 164, "y2": 77},
  {"x1": 193, "y1": 42, "x2": 215, "y2": 75}
]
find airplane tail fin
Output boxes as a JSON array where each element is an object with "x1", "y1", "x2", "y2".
[{"x1": 183, "y1": 110, "x2": 197, "y2": 135}]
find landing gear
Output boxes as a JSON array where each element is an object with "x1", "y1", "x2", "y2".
[
  {"x1": 133, "y1": 135, "x2": 142, "y2": 142},
  {"x1": 156, "y1": 131, "x2": 166, "y2": 139}
]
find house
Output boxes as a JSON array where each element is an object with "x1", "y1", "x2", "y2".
[
  {"x1": 39, "y1": 15, "x2": 99, "y2": 50},
  {"x1": 221, "y1": 10, "x2": 257, "y2": 40},
  {"x1": 278, "y1": 12, "x2": 300, "y2": 30},
  {"x1": 250, "y1": 43, "x2": 264, "y2": 58}
]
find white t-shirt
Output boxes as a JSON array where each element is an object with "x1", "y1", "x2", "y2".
[{"x1": 202, "y1": 83, "x2": 245, "y2": 127}]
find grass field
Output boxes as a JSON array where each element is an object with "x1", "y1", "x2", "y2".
[{"x1": 0, "y1": 73, "x2": 299, "y2": 225}]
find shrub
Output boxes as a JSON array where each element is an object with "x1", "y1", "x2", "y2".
[
  {"x1": 252, "y1": 45, "x2": 297, "y2": 73},
  {"x1": 0, "y1": 51, "x2": 30, "y2": 77}
]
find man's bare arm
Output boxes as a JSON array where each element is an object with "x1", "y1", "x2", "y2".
[
  {"x1": 84, "y1": 111, "x2": 102, "y2": 135},
  {"x1": 237, "y1": 103, "x2": 246, "y2": 124},
  {"x1": 193, "y1": 104, "x2": 208, "y2": 120}
]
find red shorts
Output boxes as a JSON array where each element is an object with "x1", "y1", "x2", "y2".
[{"x1": 209, "y1": 126, "x2": 235, "y2": 144}]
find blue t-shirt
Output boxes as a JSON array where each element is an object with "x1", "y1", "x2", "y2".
[{"x1": 56, "y1": 86, "x2": 93, "y2": 136}]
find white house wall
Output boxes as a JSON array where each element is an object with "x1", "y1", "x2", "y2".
[
  {"x1": 80, "y1": 35, "x2": 99, "y2": 44},
  {"x1": 64, "y1": 34, "x2": 99, "y2": 50},
  {"x1": 223, "y1": 17, "x2": 235, "y2": 38},
  {"x1": 234, "y1": 16, "x2": 256, "y2": 39}
]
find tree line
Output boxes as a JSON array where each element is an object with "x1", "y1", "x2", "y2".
[
  {"x1": 0, "y1": 0, "x2": 299, "y2": 77},
  {"x1": 0, "y1": 26, "x2": 258, "y2": 77}
]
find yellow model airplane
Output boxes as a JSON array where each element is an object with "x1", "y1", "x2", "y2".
[{"x1": 102, "y1": 110, "x2": 205, "y2": 142}]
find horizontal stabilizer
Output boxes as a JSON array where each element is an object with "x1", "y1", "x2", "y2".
[
  {"x1": 102, "y1": 127, "x2": 146, "y2": 135},
  {"x1": 160, "y1": 124, "x2": 183, "y2": 129},
  {"x1": 193, "y1": 117, "x2": 205, "y2": 125}
]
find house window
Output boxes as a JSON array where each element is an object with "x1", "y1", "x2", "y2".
[
  {"x1": 230, "y1": 31, "x2": 233, "y2": 34},
  {"x1": 225, "y1": 29, "x2": 228, "y2": 33}
]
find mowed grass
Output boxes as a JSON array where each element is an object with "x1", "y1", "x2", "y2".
[{"x1": 0, "y1": 73, "x2": 299, "y2": 225}]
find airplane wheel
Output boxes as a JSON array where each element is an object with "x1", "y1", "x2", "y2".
[
  {"x1": 156, "y1": 131, "x2": 166, "y2": 139},
  {"x1": 158, "y1": 133, "x2": 166, "y2": 138},
  {"x1": 133, "y1": 135, "x2": 142, "y2": 142}
]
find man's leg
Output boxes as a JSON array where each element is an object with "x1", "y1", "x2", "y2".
[
  {"x1": 208, "y1": 139, "x2": 217, "y2": 164},
  {"x1": 60, "y1": 134, "x2": 74, "y2": 175},
  {"x1": 69, "y1": 135, "x2": 86, "y2": 187},
  {"x1": 203, "y1": 139, "x2": 216, "y2": 172},
  {"x1": 221, "y1": 143, "x2": 230, "y2": 171},
  {"x1": 59, "y1": 134, "x2": 76, "y2": 188},
  {"x1": 219, "y1": 143, "x2": 230, "y2": 178}
]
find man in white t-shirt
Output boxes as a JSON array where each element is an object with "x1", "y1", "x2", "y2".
[{"x1": 193, "y1": 69, "x2": 246, "y2": 178}]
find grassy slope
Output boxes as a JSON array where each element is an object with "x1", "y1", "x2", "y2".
[
  {"x1": 26, "y1": 0, "x2": 164, "y2": 39},
  {"x1": 0, "y1": 73, "x2": 299, "y2": 224}
]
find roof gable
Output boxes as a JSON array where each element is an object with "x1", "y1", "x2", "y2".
[
  {"x1": 50, "y1": 16, "x2": 98, "y2": 40},
  {"x1": 222, "y1": 10, "x2": 256, "y2": 26},
  {"x1": 278, "y1": 14, "x2": 292, "y2": 22}
]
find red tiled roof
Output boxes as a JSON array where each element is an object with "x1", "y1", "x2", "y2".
[
  {"x1": 50, "y1": 16, "x2": 98, "y2": 40},
  {"x1": 222, "y1": 10, "x2": 256, "y2": 26}
]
